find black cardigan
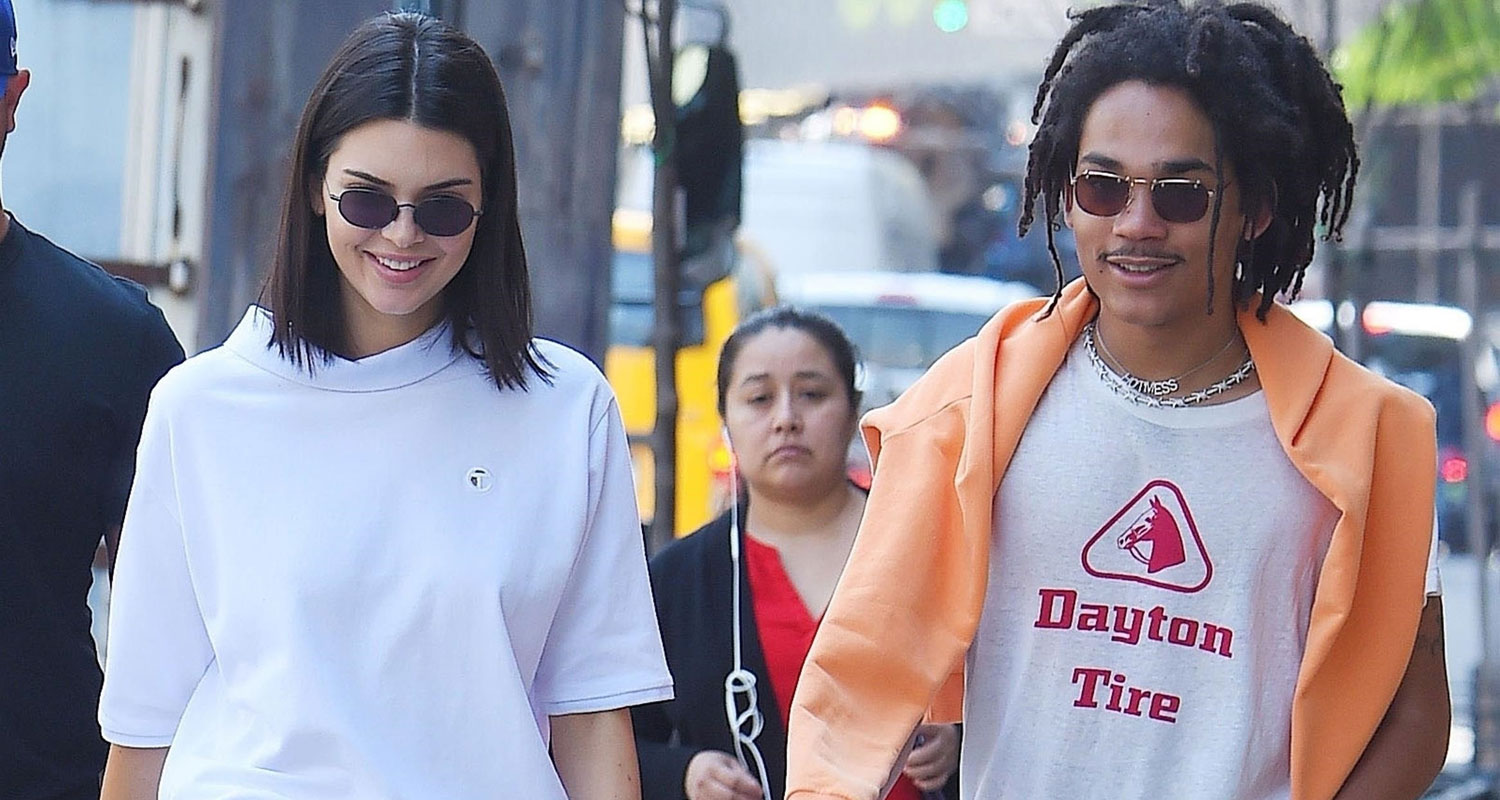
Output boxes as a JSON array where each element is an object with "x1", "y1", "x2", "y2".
[
  {"x1": 633, "y1": 507, "x2": 960, "y2": 800},
  {"x1": 633, "y1": 508, "x2": 790, "y2": 800}
]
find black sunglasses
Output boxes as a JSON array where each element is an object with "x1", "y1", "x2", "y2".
[
  {"x1": 327, "y1": 186, "x2": 481, "y2": 238},
  {"x1": 1070, "y1": 170, "x2": 1220, "y2": 224}
]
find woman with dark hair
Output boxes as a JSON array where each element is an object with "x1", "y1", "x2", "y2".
[
  {"x1": 633, "y1": 306, "x2": 959, "y2": 800},
  {"x1": 98, "y1": 13, "x2": 670, "y2": 799}
]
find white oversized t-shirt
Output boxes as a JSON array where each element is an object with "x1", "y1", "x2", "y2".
[
  {"x1": 962, "y1": 338, "x2": 1439, "y2": 800},
  {"x1": 99, "y1": 308, "x2": 673, "y2": 799}
]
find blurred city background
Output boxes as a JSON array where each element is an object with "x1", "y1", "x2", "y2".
[{"x1": 7, "y1": 0, "x2": 1496, "y2": 795}]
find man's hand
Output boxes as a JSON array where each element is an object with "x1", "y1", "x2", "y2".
[
  {"x1": 684, "y1": 750, "x2": 764, "y2": 800},
  {"x1": 902, "y1": 723, "x2": 960, "y2": 792}
]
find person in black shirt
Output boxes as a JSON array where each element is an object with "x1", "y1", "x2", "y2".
[{"x1": 0, "y1": 2, "x2": 185, "y2": 796}]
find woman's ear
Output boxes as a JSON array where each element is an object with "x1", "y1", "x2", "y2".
[
  {"x1": 844, "y1": 397, "x2": 863, "y2": 440},
  {"x1": 310, "y1": 177, "x2": 327, "y2": 217}
]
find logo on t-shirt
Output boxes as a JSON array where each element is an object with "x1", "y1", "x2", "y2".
[
  {"x1": 466, "y1": 467, "x2": 493, "y2": 493},
  {"x1": 1082, "y1": 480, "x2": 1212, "y2": 593}
]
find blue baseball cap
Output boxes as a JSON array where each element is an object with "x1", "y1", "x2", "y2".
[{"x1": 1, "y1": 0, "x2": 15, "y2": 77}]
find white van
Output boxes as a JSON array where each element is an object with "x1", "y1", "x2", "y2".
[
  {"x1": 616, "y1": 140, "x2": 940, "y2": 277},
  {"x1": 738, "y1": 139, "x2": 940, "y2": 275}
]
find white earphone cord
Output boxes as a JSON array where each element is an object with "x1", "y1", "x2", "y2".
[{"x1": 724, "y1": 455, "x2": 774, "y2": 800}]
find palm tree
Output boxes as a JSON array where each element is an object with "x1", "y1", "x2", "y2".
[{"x1": 1334, "y1": 0, "x2": 1500, "y2": 107}]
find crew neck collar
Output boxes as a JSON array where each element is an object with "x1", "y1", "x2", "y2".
[{"x1": 224, "y1": 306, "x2": 463, "y2": 392}]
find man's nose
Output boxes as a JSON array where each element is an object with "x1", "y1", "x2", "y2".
[{"x1": 1111, "y1": 184, "x2": 1168, "y2": 239}]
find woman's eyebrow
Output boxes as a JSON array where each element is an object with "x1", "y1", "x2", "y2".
[{"x1": 339, "y1": 169, "x2": 475, "y2": 192}]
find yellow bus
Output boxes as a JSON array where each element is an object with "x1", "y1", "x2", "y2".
[{"x1": 605, "y1": 209, "x2": 775, "y2": 536}]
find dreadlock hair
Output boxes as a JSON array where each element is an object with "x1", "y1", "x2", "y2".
[{"x1": 1019, "y1": 0, "x2": 1358, "y2": 319}]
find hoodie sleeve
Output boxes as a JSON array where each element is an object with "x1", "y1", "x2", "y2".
[{"x1": 784, "y1": 398, "x2": 987, "y2": 800}]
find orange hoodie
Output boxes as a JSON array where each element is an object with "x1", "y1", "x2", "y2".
[{"x1": 785, "y1": 280, "x2": 1437, "y2": 800}]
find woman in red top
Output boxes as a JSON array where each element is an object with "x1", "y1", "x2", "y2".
[{"x1": 634, "y1": 306, "x2": 960, "y2": 800}]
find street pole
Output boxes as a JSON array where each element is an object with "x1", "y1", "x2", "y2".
[
  {"x1": 1461, "y1": 180, "x2": 1500, "y2": 775},
  {"x1": 1319, "y1": 0, "x2": 1353, "y2": 354},
  {"x1": 646, "y1": 0, "x2": 682, "y2": 553}
]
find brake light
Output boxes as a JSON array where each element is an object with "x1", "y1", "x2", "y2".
[
  {"x1": 1359, "y1": 301, "x2": 1471, "y2": 339},
  {"x1": 1442, "y1": 455, "x2": 1469, "y2": 484},
  {"x1": 858, "y1": 104, "x2": 903, "y2": 142},
  {"x1": 1487, "y1": 402, "x2": 1500, "y2": 441},
  {"x1": 1361, "y1": 307, "x2": 1391, "y2": 336}
]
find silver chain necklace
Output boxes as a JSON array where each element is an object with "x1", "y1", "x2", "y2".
[
  {"x1": 1092, "y1": 322, "x2": 1237, "y2": 397},
  {"x1": 1083, "y1": 322, "x2": 1256, "y2": 409}
]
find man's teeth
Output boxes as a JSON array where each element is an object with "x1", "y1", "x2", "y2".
[
  {"x1": 375, "y1": 255, "x2": 422, "y2": 272},
  {"x1": 1115, "y1": 262, "x2": 1165, "y2": 273}
]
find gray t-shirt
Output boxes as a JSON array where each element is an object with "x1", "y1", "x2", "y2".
[{"x1": 961, "y1": 338, "x2": 1437, "y2": 799}]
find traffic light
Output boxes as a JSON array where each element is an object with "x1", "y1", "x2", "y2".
[
  {"x1": 673, "y1": 43, "x2": 743, "y2": 272},
  {"x1": 933, "y1": 0, "x2": 969, "y2": 33}
]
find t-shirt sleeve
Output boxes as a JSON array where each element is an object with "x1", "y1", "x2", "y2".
[
  {"x1": 532, "y1": 398, "x2": 673, "y2": 716},
  {"x1": 1425, "y1": 511, "x2": 1442, "y2": 598},
  {"x1": 105, "y1": 300, "x2": 185, "y2": 527},
  {"x1": 98, "y1": 401, "x2": 213, "y2": 747}
]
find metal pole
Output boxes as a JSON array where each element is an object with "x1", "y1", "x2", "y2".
[
  {"x1": 1319, "y1": 0, "x2": 1352, "y2": 355},
  {"x1": 1461, "y1": 182, "x2": 1492, "y2": 642},
  {"x1": 647, "y1": 0, "x2": 682, "y2": 552},
  {"x1": 1461, "y1": 180, "x2": 1500, "y2": 775},
  {"x1": 1322, "y1": 0, "x2": 1337, "y2": 54}
]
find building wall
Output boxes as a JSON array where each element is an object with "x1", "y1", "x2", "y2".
[
  {"x1": 3, "y1": 1, "x2": 209, "y2": 350},
  {"x1": 4, "y1": 0, "x2": 135, "y2": 258}
]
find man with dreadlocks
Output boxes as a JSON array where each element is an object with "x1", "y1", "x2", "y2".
[{"x1": 783, "y1": 1, "x2": 1449, "y2": 799}]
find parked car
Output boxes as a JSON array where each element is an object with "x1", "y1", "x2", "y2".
[
  {"x1": 1289, "y1": 299, "x2": 1481, "y2": 552},
  {"x1": 777, "y1": 270, "x2": 1040, "y2": 412}
]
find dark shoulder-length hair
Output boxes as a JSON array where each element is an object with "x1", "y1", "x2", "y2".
[{"x1": 262, "y1": 11, "x2": 548, "y2": 390}]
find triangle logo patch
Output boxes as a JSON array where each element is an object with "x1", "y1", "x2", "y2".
[{"x1": 1081, "y1": 480, "x2": 1213, "y2": 593}]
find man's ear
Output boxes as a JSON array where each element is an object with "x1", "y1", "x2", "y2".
[
  {"x1": 1243, "y1": 183, "x2": 1276, "y2": 241},
  {"x1": 2, "y1": 70, "x2": 31, "y2": 134}
]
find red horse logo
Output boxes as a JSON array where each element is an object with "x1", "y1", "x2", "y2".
[{"x1": 1116, "y1": 496, "x2": 1186, "y2": 573}]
